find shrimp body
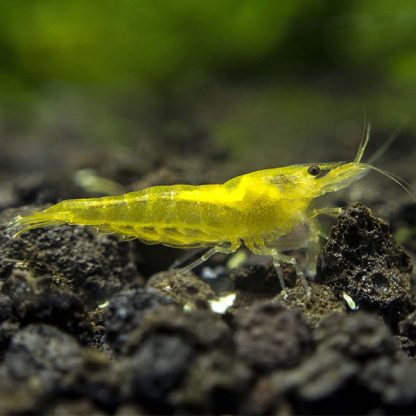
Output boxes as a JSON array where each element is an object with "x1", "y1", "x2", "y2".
[
  {"x1": 13, "y1": 125, "x2": 404, "y2": 291},
  {"x1": 13, "y1": 171, "x2": 311, "y2": 250}
]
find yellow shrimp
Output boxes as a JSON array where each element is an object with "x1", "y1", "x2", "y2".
[{"x1": 10, "y1": 126, "x2": 413, "y2": 291}]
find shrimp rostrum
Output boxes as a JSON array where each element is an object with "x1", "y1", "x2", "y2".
[{"x1": 11, "y1": 126, "x2": 412, "y2": 291}]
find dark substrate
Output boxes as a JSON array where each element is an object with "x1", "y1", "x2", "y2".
[{"x1": 0, "y1": 180, "x2": 416, "y2": 414}]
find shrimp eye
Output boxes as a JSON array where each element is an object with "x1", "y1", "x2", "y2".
[{"x1": 307, "y1": 165, "x2": 321, "y2": 176}]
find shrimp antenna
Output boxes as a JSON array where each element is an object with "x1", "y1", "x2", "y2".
[
  {"x1": 354, "y1": 123, "x2": 371, "y2": 163},
  {"x1": 364, "y1": 164, "x2": 416, "y2": 203},
  {"x1": 366, "y1": 122, "x2": 406, "y2": 165},
  {"x1": 358, "y1": 121, "x2": 416, "y2": 201}
]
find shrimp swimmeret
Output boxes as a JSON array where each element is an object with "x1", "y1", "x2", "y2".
[{"x1": 10, "y1": 126, "x2": 414, "y2": 292}]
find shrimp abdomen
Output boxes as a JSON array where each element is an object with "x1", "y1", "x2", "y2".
[{"x1": 11, "y1": 185, "x2": 239, "y2": 247}]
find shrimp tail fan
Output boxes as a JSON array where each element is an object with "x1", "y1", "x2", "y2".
[{"x1": 8, "y1": 211, "x2": 63, "y2": 238}]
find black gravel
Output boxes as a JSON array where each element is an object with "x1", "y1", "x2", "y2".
[{"x1": 0, "y1": 191, "x2": 415, "y2": 414}]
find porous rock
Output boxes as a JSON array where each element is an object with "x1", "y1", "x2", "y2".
[
  {"x1": 247, "y1": 313, "x2": 415, "y2": 414},
  {"x1": 104, "y1": 288, "x2": 171, "y2": 354},
  {"x1": 125, "y1": 333, "x2": 193, "y2": 411},
  {"x1": 0, "y1": 378, "x2": 46, "y2": 415},
  {"x1": 146, "y1": 270, "x2": 215, "y2": 309},
  {"x1": 399, "y1": 310, "x2": 416, "y2": 340},
  {"x1": 171, "y1": 350, "x2": 253, "y2": 414},
  {"x1": 0, "y1": 295, "x2": 20, "y2": 354},
  {"x1": 234, "y1": 301, "x2": 313, "y2": 372},
  {"x1": 45, "y1": 399, "x2": 106, "y2": 416},
  {"x1": 124, "y1": 305, "x2": 232, "y2": 355},
  {"x1": 398, "y1": 310, "x2": 416, "y2": 357},
  {"x1": 317, "y1": 204, "x2": 412, "y2": 321},
  {"x1": 360, "y1": 355, "x2": 416, "y2": 407},
  {"x1": 2, "y1": 271, "x2": 90, "y2": 337},
  {"x1": 62, "y1": 350, "x2": 128, "y2": 413},
  {"x1": 275, "y1": 282, "x2": 345, "y2": 326},
  {"x1": 315, "y1": 312, "x2": 398, "y2": 360},
  {"x1": 0, "y1": 209, "x2": 142, "y2": 305},
  {"x1": 0, "y1": 324, "x2": 83, "y2": 389},
  {"x1": 243, "y1": 351, "x2": 359, "y2": 415}
]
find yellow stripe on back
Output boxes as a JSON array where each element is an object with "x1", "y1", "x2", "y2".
[{"x1": 176, "y1": 176, "x2": 280, "y2": 205}]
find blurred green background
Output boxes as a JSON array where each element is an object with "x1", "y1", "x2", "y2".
[{"x1": 0, "y1": 0, "x2": 415, "y2": 183}]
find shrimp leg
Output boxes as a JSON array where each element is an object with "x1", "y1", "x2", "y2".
[
  {"x1": 311, "y1": 207, "x2": 343, "y2": 218},
  {"x1": 169, "y1": 247, "x2": 208, "y2": 270},
  {"x1": 175, "y1": 243, "x2": 238, "y2": 274},
  {"x1": 247, "y1": 241, "x2": 310, "y2": 293},
  {"x1": 304, "y1": 208, "x2": 343, "y2": 275},
  {"x1": 273, "y1": 251, "x2": 310, "y2": 294},
  {"x1": 303, "y1": 218, "x2": 323, "y2": 277}
]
